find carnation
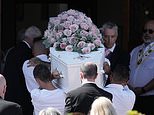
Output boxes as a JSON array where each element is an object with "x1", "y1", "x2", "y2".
[{"x1": 43, "y1": 9, "x2": 104, "y2": 54}]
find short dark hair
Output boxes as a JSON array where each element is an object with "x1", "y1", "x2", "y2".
[
  {"x1": 33, "y1": 64, "x2": 52, "y2": 82},
  {"x1": 112, "y1": 64, "x2": 129, "y2": 82},
  {"x1": 80, "y1": 62, "x2": 97, "y2": 78}
]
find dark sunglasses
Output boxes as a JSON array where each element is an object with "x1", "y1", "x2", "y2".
[{"x1": 143, "y1": 29, "x2": 154, "y2": 34}]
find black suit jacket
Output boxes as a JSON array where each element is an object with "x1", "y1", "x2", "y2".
[
  {"x1": 0, "y1": 97, "x2": 23, "y2": 115},
  {"x1": 105, "y1": 45, "x2": 130, "y2": 85},
  {"x1": 3, "y1": 41, "x2": 33, "y2": 115},
  {"x1": 65, "y1": 83, "x2": 112, "y2": 115},
  {"x1": 106, "y1": 45, "x2": 130, "y2": 71}
]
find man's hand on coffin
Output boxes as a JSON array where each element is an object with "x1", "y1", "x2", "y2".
[
  {"x1": 103, "y1": 62, "x2": 111, "y2": 75},
  {"x1": 52, "y1": 68, "x2": 61, "y2": 79}
]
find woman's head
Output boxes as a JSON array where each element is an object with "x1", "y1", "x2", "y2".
[
  {"x1": 90, "y1": 97, "x2": 117, "y2": 115},
  {"x1": 39, "y1": 107, "x2": 61, "y2": 115}
]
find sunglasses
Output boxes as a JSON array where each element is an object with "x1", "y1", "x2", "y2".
[{"x1": 143, "y1": 29, "x2": 154, "y2": 34}]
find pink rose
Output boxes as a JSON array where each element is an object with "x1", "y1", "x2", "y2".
[
  {"x1": 87, "y1": 43, "x2": 95, "y2": 50},
  {"x1": 60, "y1": 43, "x2": 67, "y2": 49},
  {"x1": 67, "y1": 16, "x2": 74, "y2": 22},
  {"x1": 80, "y1": 30, "x2": 89, "y2": 37},
  {"x1": 93, "y1": 39, "x2": 101, "y2": 47},
  {"x1": 68, "y1": 37, "x2": 77, "y2": 44},
  {"x1": 63, "y1": 29, "x2": 72, "y2": 37},
  {"x1": 81, "y1": 47, "x2": 91, "y2": 54},
  {"x1": 91, "y1": 25, "x2": 100, "y2": 34},
  {"x1": 73, "y1": 19, "x2": 81, "y2": 25},
  {"x1": 97, "y1": 34, "x2": 102, "y2": 39},
  {"x1": 87, "y1": 17, "x2": 92, "y2": 24},
  {"x1": 63, "y1": 21, "x2": 72, "y2": 29},
  {"x1": 67, "y1": 9, "x2": 76, "y2": 15},
  {"x1": 65, "y1": 45, "x2": 73, "y2": 52},
  {"x1": 56, "y1": 32, "x2": 63, "y2": 39},
  {"x1": 77, "y1": 41, "x2": 86, "y2": 48},
  {"x1": 80, "y1": 22, "x2": 89, "y2": 30},
  {"x1": 78, "y1": 14, "x2": 85, "y2": 21},
  {"x1": 69, "y1": 24, "x2": 79, "y2": 33}
]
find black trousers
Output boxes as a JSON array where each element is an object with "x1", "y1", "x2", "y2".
[{"x1": 133, "y1": 95, "x2": 154, "y2": 115}]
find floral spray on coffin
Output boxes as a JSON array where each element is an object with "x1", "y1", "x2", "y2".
[
  {"x1": 43, "y1": 9, "x2": 105, "y2": 92},
  {"x1": 43, "y1": 9, "x2": 103, "y2": 54}
]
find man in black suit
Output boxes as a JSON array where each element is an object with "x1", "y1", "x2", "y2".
[
  {"x1": 100, "y1": 22, "x2": 130, "y2": 85},
  {"x1": 3, "y1": 26, "x2": 42, "y2": 115},
  {"x1": 0, "y1": 74, "x2": 23, "y2": 115},
  {"x1": 64, "y1": 62, "x2": 112, "y2": 115}
]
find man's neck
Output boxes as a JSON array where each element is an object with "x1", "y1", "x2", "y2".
[
  {"x1": 81, "y1": 79, "x2": 95, "y2": 85},
  {"x1": 40, "y1": 82, "x2": 57, "y2": 90},
  {"x1": 0, "y1": 95, "x2": 4, "y2": 99},
  {"x1": 105, "y1": 43, "x2": 116, "y2": 52}
]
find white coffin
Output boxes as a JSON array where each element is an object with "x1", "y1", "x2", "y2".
[{"x1": 50, "y1": 47, "x2": 105, "y2": 93}]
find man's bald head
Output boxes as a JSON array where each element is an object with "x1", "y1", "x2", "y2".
[
  {"x1": 0, "y1": 74, "x2": 6, "y2": 99},
  {"x1": 80, "y1": 62, "x2": 98, "y2": 79},
  {"x1": 0, "y1": 74, "x2": 6, "y2": 87}
]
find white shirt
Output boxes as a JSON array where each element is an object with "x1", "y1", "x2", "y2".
[
  {"x1": 23, "y1": 40, "x2": 31, "y2": 48},
  {"x1": 129, "y1": 42, "x2": 154, "y2": 96},
  {"x1": 22, "y1": 54, "x2": 50, "y2": 93},
  {"x1": 31, "y1": 88, "x2": 65, "y2": 115},
  {"x1": 105, "y1": 43, "x2": 116, "y2": 53},
  {"x1": 81, "y1": 79, "x2": 96, "y2": 85},
  {"x1": 104, "y1": 84, "x2": 135, "y2": 115}
]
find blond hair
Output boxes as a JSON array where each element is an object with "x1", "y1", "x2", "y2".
[
  {"x1": 90, "y1": 97, "x2": 117, "y2": 115},
  {"x1": 39, "y1": 107, "x2": 61, "y2": 115}
]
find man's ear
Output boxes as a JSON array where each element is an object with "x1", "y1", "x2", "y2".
[
  {"x1": 94, "y1": 73, "x2": 98, "y2": 79},
  {"x1": 109, "y1": 73, "x2": 113, "y2": 82},
  {"x1": 2, "y1": 85, "x2": 7, "y2": 99},
  {"x1": 35, "y1": 78, "x2": 41, "y2": 85},
  {"x1": 3, "y1": 85, "x2": 6, "y2": 94},
  {"x1": 80, "y1": 72, "x2": 84, "y2": 79}
]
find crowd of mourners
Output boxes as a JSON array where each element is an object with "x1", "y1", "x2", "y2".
[{"x1": 0, "y1": 19, "x2": 154, "y2": 115}]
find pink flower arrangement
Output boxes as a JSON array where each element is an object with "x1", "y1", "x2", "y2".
[{"x1": 43, "y1": 9, "x2": 103, "y2": 54}]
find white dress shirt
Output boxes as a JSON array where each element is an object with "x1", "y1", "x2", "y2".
[
  {"x1": 23, "y1": 40, "x2": 31, "y2": 48},
  {"x1": 129, "y1": 42, "x2": 154, "y2": 96},
  {"x1": 104, "y1": 84, "x2": 135, "y2": 115},
  {"x1": 31, "y1": 88, "x2": 65, "y2": 115},
  {"x1": 105, "y1": 43, "x2": 116, "y2": 53},
  {"x1": 81, "y1": 79, "x2": 96, "y2": 85},
  {"x1": 22, "y1": 54, "x2": 50, "y2": 93}
]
